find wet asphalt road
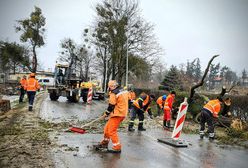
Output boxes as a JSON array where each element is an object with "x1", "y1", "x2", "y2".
[
  {"x1": 40, "y1": 95, "x2": 248, "y2": 168},
  {"x1": 40, "y1": 95, "x2": 107, "y2": 123}
]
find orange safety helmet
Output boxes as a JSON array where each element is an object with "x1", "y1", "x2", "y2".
[
  {"x1": 108, "y1": 80, "x2": 118, "y2": 90},
  {"x1": 30, "y1": 73, "x2": 36, "y2": 77}
]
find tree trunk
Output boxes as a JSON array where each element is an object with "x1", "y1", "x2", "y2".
[
  {"x1": 32, "y1": 46, "x2": 37, "y2": 73},
  {"x1": 188, "y1": 55, "x2": 219, "y2": 103}
]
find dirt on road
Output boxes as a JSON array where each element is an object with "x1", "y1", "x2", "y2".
[{"x1": 0, "y1": 93, "x2": 54, "y2": 168}]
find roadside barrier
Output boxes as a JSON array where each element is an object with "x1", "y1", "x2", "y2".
[
  {"x1": 87, "y1": 87, "x2": 93, "y2": 104},
  {"x1": 171, "y1": 98, "x2": 188, "y2": 140},
  {"x1": 157, "y1": 98, "x2": 189, "y2": 147}
]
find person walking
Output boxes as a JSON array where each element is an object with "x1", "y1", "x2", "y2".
[
  {"x1": 128, "y1": 93, "x2": 155, "y2": 132},
  {"x1": 156, "y1": 95, "x2": 167, "y2": 117},
  {"x1": 19, "y1": 75, "x2": 27, "y2": 103},
  {"x1": 199, "y1": 97, "x2": 222, "y2": 140},
  {"x1": 25, "y1": 73, "x2": 40, "y2": 111},
  {"x1": 94, "y1": 80, "x2": 129, "y2": 153},
  {"x1": 163, "y1": 91, "x2": 176, "y2": 128}
]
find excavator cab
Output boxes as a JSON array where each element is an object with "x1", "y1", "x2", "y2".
[{"x1": 54, "y1": 63, "x2": 68, "y2": 86}]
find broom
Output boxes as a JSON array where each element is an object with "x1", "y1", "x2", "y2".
[{"x1": 68, "y1": 115, "x2": 106, "y2": 134}]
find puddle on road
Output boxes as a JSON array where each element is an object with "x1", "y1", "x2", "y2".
[{"x1": 40, "y1": 96, "x2": 107, "y2": 123}]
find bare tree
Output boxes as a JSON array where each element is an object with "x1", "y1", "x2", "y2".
[{"x1": 91, "y1": 0, "x2": 164, "y2": 85}]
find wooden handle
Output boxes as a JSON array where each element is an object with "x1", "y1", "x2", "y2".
[{"x1": 80, "y1": 115, "x2": 105, "y2": 128}]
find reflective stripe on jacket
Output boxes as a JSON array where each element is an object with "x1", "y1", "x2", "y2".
[
  {"x1": 133, "y1": 94, "x2": 150, "y2": 111},
  {"x1": 25, "y1": 78, "x2": 40, "y2": 91},
  {"x1": 203, "y1": 99, "x2": 221, "y2": 118},
  {"x1": 109, "y1": 88, "x2": 129, "y2": 117}
]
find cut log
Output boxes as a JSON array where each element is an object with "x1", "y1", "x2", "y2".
[{"x1": 0, "y1": 99, "x2": 11, "y2": 113}]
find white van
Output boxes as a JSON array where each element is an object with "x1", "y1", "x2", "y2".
[{"x1": 38, "y1": 78, "x2": 55, "y2": 87}]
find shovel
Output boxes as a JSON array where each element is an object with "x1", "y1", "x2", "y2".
[{"x1": 68, "y1": 115, "x2": 106, "y2": 134}]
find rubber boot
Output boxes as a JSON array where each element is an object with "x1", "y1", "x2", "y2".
[
  {"x1": 28, "y1": 106, "x2": 32, "y2": 111},
  {"x1": 163, "y1": 120, "x2": 167, "y2": 128},
  {"x1": 93, "y1": 140, "x2": 108, "y2": 151},
  {"x1": 138, "y1": 123, "x2": 146, "y2": 131},
  {"x1": 108, "y1": 145, "x2": 121, "y2": 153},
  {"x1": 209, "y1": 133, "x2": 215, "y2": 141},
  {"x1": 199, "y1": 130, "x2": 204, "y2": 139},
  {"x1": 128, "y1": 124, "x2": 135, "y2": 132},
  {"x1": 167, "y1": 120, "x2": 171, "y2": 128}
]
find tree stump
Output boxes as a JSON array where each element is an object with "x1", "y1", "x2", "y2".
[{"x1": 0, "y1": 99, "x2": 11, "y2": 113}]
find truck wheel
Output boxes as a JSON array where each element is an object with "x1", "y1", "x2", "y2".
[
  {"x1": 72, "y1": 92, "x2": 80, "y2": 103},
  {"x1": 50, "y1": 92, "x2": 59, "y2": 101}
]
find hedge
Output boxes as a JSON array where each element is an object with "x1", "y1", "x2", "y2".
[{"x1": 133, "y1": 88, "x2": 248, "y2": 121}]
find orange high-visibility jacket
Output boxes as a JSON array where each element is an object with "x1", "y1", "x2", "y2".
[
  {"x1": 128, "y1": 91, "x2": 136, "y2": 101},
  {"x1": 133, "y1": 94, "x2": 150, "y2": 111},
  {"x1": 156, "y1": 96, "x2": 165, "y2": 109},
  {"x1": 109, "y1": 88, "x2": 129, "y2": 117},
  {"x1": 203, "y1": 99, "x2": 221, "y2": 118},
  {"x1": 25, "y1": 78, "x2": 40, "y2": 91},
  {"x1": 20, "y1": 78, "x2": 27, "y2": 88},
  {"x1": 165, "y1": 94, "x2": 174, "y2": 110}
]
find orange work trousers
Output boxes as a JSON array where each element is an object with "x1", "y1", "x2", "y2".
[
  {"x1": 103, "y1": 116, "x2": 125, "y2": 150},
  {"x1": 163, "y1": 108, "x2": 171, "y2": 121}
]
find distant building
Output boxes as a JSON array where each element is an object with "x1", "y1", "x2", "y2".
[{"x1": 8, "y1": 71, "x2": 54, "y2": 82}]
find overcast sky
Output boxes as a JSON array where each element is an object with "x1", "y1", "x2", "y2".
[{"x1": 0, "y1": 0, "x2": 248, "y2": 75}]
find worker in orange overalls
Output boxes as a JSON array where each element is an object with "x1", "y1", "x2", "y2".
[
  {"x1": 199, "y1": 97, "x2": 222, "y2": 140},
  {"x1": 19, "y1": 75, "x2": 27, "y2": 103},
  {"x1": 156, "y1": 95, "x2": 167, "y2": 117},
  {"x1": 163, "y1": 91, "x2": 176, "y2": 128},
  {"x1": 94, "y1": 80, "x2": 129, "y2": 153},
  {"x1": 128, "y1": 93, "x2": 155, "y2": 132},
  {"x1": 25, "y1": 73, "x2": 40, "y2": 111},
  {"x1": 128, "y1": 88, "x2": 136, "y2": 111}
]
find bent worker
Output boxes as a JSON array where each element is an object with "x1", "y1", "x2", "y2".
[
  {"x1": 199, "y1": 97, "x2": 223, "y2": 140},
  {"x1": 156, "y1": 95, "x2": 167, "y2": 117},
  {"x1": 25, "y1": 73, "x2": 40, "y2": 111},
  {"x1": 163, "y1": 91, "x2": 176, "y2": 128},
  {"x1": 94, "y1": 80, "x2": 128, "y2": 153},
  {"x1": 19, "y1": 75, "x2": 27, "y2": 103},
  {"x1": 128, "y1": 93, "x2": 155, "y2": 132},
  {"x1": 128, "y1": 88, "x2": 136, "y2": 111}
]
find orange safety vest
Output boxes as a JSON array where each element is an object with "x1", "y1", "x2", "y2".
[
  {"x1": 20, "y1": 78, "x2": 27, "y2": 88},
  {"x1": 203, "y1": 99, "x2": 221, "y2": 118},
  {"x1": 133, "y1": 94, "x2": 150, "y2": 110},
  {"x1": 165, "y1": 94, "x2": 174, "y2": 110},
  {"x1": 25, "y1": 78, "x2": 40, "y2": 91},
  {"x1": 156, "y1": 96, "x2": 165, "y2": 109},
  {"x1": 109, "y1": 89, "x2": 129, "y2": 117},
  {"x1": 128, "y1": 91, "x2": 136, "y2": 101}
]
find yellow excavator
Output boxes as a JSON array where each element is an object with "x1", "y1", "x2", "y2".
[{"x1": 48, "y1": 63, "x2": 105, "y2": 103}]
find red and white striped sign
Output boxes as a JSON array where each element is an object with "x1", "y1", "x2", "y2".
[
  {"x1": 87, "y1": 87, "x2": 93, "y2": 104},
  {"x1": 171, "y1": 98, "x2": 188, "y2": 140}
]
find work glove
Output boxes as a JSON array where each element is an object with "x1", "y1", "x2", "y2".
[
  {"x1": 37, "y1": 89, "x2": 40, "y2": 92},
  {"x1": 104, "y1": 110, "x2": 111, "y2": 117}
]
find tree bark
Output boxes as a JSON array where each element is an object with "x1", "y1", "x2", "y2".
[
  {"x1": 32, "y1": 45, "x2": 37, "y2": 73},
  {"x1": 188, "y1": 55, "x2": 219, "y2": 103}
]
